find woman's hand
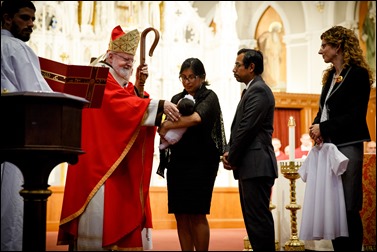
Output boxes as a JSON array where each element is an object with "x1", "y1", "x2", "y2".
[
  {"x1": 158, "y1": 120, "x2": 173, "y2": 138},
  {"x1": 309, "y1": 124, "x2": 323, "y2": 145}
]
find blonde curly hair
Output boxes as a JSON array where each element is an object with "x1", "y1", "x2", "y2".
[{"x1": 320, "y1": 25, "x2": 374, "y2": 86}]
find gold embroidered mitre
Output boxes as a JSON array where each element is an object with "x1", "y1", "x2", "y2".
[{"x1": 108, "y1": 25, "x2": 140, "y2": 56}]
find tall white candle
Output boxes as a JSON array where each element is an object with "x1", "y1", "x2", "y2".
[{"x1": 288, "y1": 116, "x2": 296, "y2": 161}]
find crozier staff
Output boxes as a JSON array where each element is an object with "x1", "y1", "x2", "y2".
[{"x1": 136, "y1": 27, "x2": 160, "y2": 98}]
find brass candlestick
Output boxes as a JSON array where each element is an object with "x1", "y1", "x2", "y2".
[
  {"x1": 281, "y1": 161, "x2": 305, "y2": 251},
  {"x1": 269, "y1": 201, "x2": 280, "y2": 251},
  {"x1": 243, "y1": 235, "x2": 252, "y2": 251}
]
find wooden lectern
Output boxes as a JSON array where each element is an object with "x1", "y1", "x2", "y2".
[{"x1": 0, "y1": 91, "x2": 88, "y2": 251}]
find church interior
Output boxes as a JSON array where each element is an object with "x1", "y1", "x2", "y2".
[{"x1": 8, "y1": 1, "x2": 377, "y2": 251}]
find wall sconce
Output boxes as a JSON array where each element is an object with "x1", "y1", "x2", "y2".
[{"x1": 314, "y1": 1, "x2": 325, "y2": 13}]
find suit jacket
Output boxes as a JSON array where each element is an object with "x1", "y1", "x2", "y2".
[
  {"x1": 313, "y1": 65, "x2": 371, "y2": 146},
  {"x1": 227, "y1": 76, "x2": 278, "y2": 180}
]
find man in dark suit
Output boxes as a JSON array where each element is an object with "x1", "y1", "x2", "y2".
[{"x1": 222, "y1": 48, "x2": 278, "y2": 251}]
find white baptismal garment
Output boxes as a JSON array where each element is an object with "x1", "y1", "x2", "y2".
[{"x1": 298, "y1": 143, "x2": 349, "y2": 240}]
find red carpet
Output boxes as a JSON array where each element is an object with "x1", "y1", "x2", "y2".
[{"x1": 47, "y1": 228, "x2": 246, "y2": 251}]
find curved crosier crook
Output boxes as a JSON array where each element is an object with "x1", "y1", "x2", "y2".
[{"x1": 136, "y1": 27, "x2": 160, "y2": 98}]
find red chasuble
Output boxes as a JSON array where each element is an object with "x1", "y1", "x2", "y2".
[{"x1": 58, "y1": 72, "x2": 156, "y2": 249}]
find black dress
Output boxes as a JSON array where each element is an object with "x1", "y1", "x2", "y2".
[{"x1": 163, "y1": 85, "x2": 226, "y2": 214}]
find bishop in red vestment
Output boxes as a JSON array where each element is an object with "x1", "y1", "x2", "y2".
[{"x1": 57, "y1": 26, "x2": 178, "y2": 250}]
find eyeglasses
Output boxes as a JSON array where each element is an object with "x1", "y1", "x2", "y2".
[
  {"x1": 234, "y1": 62, "x2": 244, "y2": 69},
  {"x1": 113, "y1": 53, "x2": 136, "y2": 65},
  {"x1": 179, "y1": 75, "x2": 198, "y2": 83}
]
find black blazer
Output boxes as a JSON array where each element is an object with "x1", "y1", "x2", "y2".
[
  {"x1": 227, "y1": 76, "x2": 278, "y2": 180},
  {"x1": 313, "y1": 65, "x2": 371, "y2": 146}
]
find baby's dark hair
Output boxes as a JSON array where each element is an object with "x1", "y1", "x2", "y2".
[{"x1": 177, "y1": 98, "x2": 195, "y2": 116}]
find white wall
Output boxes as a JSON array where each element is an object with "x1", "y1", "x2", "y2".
[{"x1": 37, "y1": 1, "x2": 375, "y2": 189}]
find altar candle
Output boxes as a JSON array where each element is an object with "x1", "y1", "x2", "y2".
[{"x1": 288, "y1": 116, "x2": 296, "y2": 161}]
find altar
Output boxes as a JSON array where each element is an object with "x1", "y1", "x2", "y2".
[
  {"x1": 271, "y1": 160, "x2": 333, "y2": 251},
  {"x1": 271, "y1": 154, "x2": 376, "y2": 251}
]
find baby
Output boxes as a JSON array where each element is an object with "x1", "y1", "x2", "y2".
[{"x1": 159, "y1": 94, "x2": 195, "y2": 149}]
